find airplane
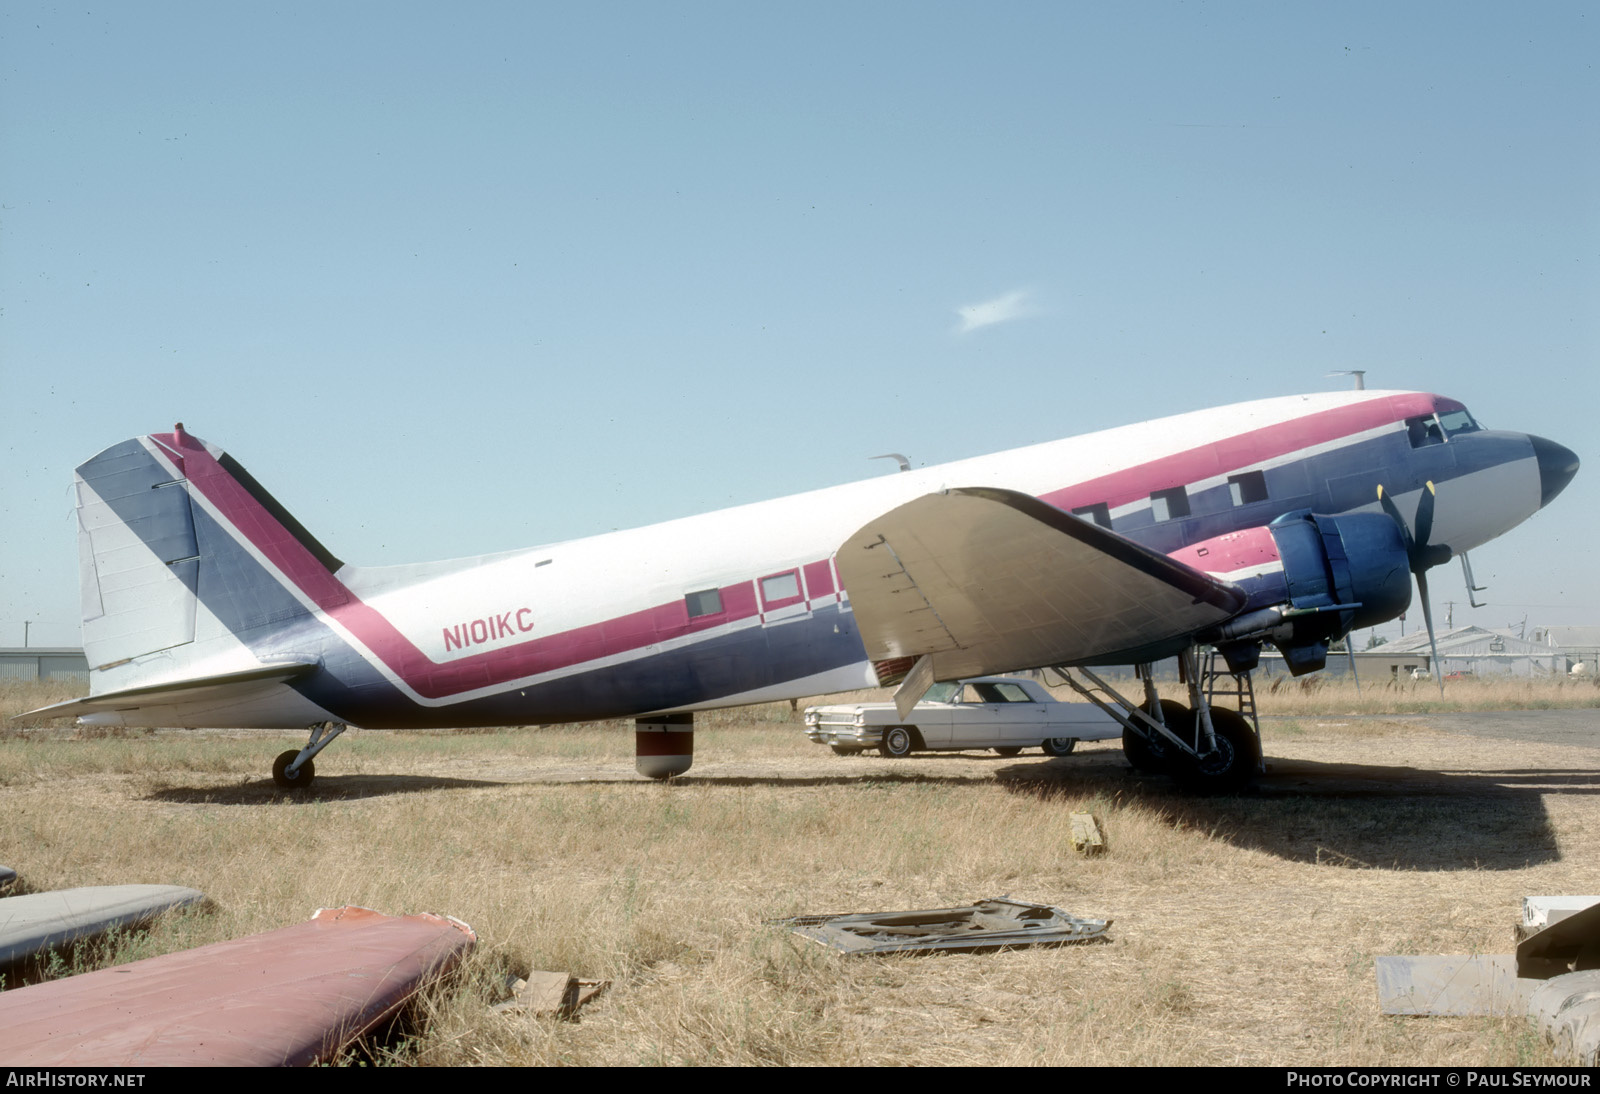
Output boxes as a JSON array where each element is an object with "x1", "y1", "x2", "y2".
[{"x1": 21, "y1": 389, "x2": 1578, "y2": 791}]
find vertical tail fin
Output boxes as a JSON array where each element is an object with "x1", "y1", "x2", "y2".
[{"x1": 75, "y1": 425, "x2": 343, "y2": 674}]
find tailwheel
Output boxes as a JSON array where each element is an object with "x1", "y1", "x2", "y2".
[
  {"x1": 271, "y1": 721, "x2": 345, "y2": 790},
  {"x1": 272, "y1": 749, "x2": 314, "y2": 789},
  {"x1": 1125, "y1": 699, "x2": 1189, "y2": 772},
  {"x1": 1170, "y1": 707, "x2": 1259, "y2": 792}
]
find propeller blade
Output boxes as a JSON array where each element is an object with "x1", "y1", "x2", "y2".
[
  {"x1": 1416, "y1": 568, "x2": 1444, "y2": 696},
  {"x1": 1346, "y1": 641, "x2": 1361, "y2": 696},
  {"x1": 1376, "y1": 485, "x2": 1416, "y2": 556},
  {"x1": 1379, "y1": 482, "x2": 1450, "y2": 571},
  {"x1": 1413, "y1": 481, "x2": 1435, "y2": 554}
]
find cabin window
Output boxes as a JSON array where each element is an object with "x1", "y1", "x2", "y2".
[
  {"x1": 1072, "y1": 502, "x2": 1112, "y2": 529},
  {"x1": 1228, "y1": 471, "x2": 1268, "y2": 506},
  {"x1": 760, "y1": 570, "x2": 801, "y2": 606},
  {"x1": 685, "y1": 589, "x2": 723, "y2": 618},
  {"x1": 1150, "y1": 487, "x2": 1190, "y2": 522}
]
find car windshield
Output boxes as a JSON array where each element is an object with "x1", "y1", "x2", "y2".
[{"x1": 923, "y1": 682, "x2": 962, "y2": 703}]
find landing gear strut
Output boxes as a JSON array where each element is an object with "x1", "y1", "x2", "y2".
[
  {"x1": 271, "y1": 721, "x2": 346, "y2": 790},
  {"x1": 1050, "y1": 651, "x2": 1263, "y2": 792}
]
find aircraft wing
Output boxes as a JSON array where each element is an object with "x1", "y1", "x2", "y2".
[
  {"x1": 15, "y1": 662, "x2": 320, "y2": 721},
  {"x1": 837, "y1": 487, "x2": 1247, "y2": 682}
]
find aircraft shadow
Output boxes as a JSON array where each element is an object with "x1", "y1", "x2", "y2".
[
  {"x1": 145, "y1": 774, "x2": 509, "y2": 805},
  {"x1": 995, "y1": 751, "x2": 1598, "y2": 871},
  {"x1": 141, "y1": 769, "x2": 1005, "y2": 805}
]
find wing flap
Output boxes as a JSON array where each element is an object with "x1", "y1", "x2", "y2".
[{"x1": 838, "y1": 487, "x2": 1245, "y2": 680}]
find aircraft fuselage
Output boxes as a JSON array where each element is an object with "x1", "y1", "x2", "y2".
[{"x1": 68, "y1": 389, "x2": 1575, "y2": 730}]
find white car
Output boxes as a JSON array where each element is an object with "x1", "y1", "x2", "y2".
[{"x1": 803, "y1": 676, "x2": 1123, "y2": 758}]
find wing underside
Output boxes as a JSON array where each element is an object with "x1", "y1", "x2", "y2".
[{"x1": 836, "y1": 487, "x2": 1246, "y2": 681}]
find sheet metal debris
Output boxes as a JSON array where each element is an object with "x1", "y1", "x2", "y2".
[
  {"x1": 1528, "y1": 970, "x2": 1600, "y2": 1066},
  {"x1": 772, "y1": 897, "x2": 1110, "y2": 955},
  {"x1": 1519, "y1": 895, "x2": 1600, "y2": 940},
  {"x1": 1375, "y1": 895, "x2": 1600, "y2": 1065},
  {"x1": 1375, "y1": 954, "x2": 1527, "y2": 1017},
  {"x1": 1517, "y1": 898, "x2": 1600, "y2": 979}
]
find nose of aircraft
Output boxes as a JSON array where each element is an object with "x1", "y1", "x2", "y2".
[{"x1": 1530, "y1": 435, "x2": 1580, "y2": 508}]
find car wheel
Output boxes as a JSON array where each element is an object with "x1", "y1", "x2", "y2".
[
  {"x1": 1171, "y1": 707, "x2": 1260, "y2": 792},
  {"x1": 1125, "y1": 699, "x2": 1190, "y2": 771},
  {"x1": 992, "y1": 746, "x2": 1023, "y2": 757},
  {"x1": 1040, "y1": 737, "x2": 1078, "y2": 757},
  {"x1": 879, "y1": 726, "x2": 916, "y2": 758}
]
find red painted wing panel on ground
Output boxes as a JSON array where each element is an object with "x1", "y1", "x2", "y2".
[{"x1": 0, "y1": 905, "x2": 475, "y2": 1066}]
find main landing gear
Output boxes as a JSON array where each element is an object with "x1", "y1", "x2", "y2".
[
  {"x1": 271, "y1": 721, "x2": 346, "y2": 790},
  {"x1": 1051, "y1": 649, "x2": 1263, "y2": 792}
]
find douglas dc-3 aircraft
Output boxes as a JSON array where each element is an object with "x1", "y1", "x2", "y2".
[{"x1": 23, "y1": 390, "x2": 1578, "y2": 791}]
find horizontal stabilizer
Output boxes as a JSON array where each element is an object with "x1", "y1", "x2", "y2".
[
  {"x1": 15, "y1": 662, "x2": 319, "y2": 722},
  {"x1": 837, "y1": 487, "x2": 1246, "y2": 680}
]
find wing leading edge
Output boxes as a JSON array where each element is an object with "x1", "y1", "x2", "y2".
[{"x1": 837, "y1": 487, "x2": 1247, "y2": 682}]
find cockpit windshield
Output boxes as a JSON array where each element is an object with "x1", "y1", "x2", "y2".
[
  {"x1": 1438, "y1": 408, "x2": 1482, "y2": 437},
  {"x1": 1406, "y1": 408, "x2": 1483, "y2": 448}
]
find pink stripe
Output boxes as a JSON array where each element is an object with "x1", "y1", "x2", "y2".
[
  {"x1": 156, "y1": 430, "x2": 764, "y2": 699},
  {"x1": 1169, "y1": 526, "x2": 1281, "y2": 577},
  {"x1": 1038, "y1": 393, "x2": 1452, "y2": 513},
  {"x1": 152, "y1": 392, "x2": 1448, "y2": 701},
  {"x1": 803, "y1": 560, "x2": 835, "y2": 598}
]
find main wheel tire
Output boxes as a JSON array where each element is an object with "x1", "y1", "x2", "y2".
[
  {"x1": 1124, "y1": 699, "x2": 1190, "y2": 772},
  {"x1": 1040, "y1": 737, "x2": 1078, "y2": 757},
  {"x1": 830, "y1": 745, "x2": 862, "y2": 756},
  {"x1": 1171, "y1": 707, "x2": 1260, "y2": 792},
  {"x1": 879, "y1": 726, "x2": 916, "y2": 758},
  {"x1": 993, "y1": 746, "x2": 1023, "y2": 757},
  {"x1": 272, "y1": 749, "x2": 314, "y2": 789}
]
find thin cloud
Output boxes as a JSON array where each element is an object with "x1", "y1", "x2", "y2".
[{"x1": 954, "y1": 289, "x2": 1037, "y2": 334}]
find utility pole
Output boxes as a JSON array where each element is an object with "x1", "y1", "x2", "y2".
[{"x1": 22, "y1": 621, "x2": 29, "y2": 648}]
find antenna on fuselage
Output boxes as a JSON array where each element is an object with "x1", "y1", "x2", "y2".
[
  {"x1": 871, "y1": 453, "x2": 911, "y2": 473},
  {"x1": 1328, "y1": 370, "x2": 1367, "y2": 390}
]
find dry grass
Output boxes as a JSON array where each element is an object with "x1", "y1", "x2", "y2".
[
  {"x1": 1, "y1": 681, "x2": 1596, "y2": 1066},
  {"x1": 1245, "y1": 673, "x2": 1600, "y2": 716}
]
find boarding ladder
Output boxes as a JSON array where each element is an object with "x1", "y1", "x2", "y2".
[{"x1": 1197, "y1": 649, "x2": 1261, "y2": 738}]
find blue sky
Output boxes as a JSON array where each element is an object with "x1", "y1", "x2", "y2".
[{"x1": 3, "y1": 2, "x2": 1596, "y2": 648}]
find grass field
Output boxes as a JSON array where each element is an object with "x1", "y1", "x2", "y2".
[{"x1": 2, "y1": 680, "x2": 1597, "y2": 1066}]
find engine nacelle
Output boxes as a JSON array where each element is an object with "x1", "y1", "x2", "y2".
[{"x1": 1170, "y1": 511, "x2": 1413, "y2": 675}]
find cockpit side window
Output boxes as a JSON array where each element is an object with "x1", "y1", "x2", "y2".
[{"x1": 1405, "y1": 416, "x2": 1445, "y2": 448}]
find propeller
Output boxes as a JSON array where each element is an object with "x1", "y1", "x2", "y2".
[
  {"x1": 1345, "y1": 641, "x2": 1361, "y2": 696},
  {"x1": 1377, "y1": 481, "x2": 1452, "y2": 694}
]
